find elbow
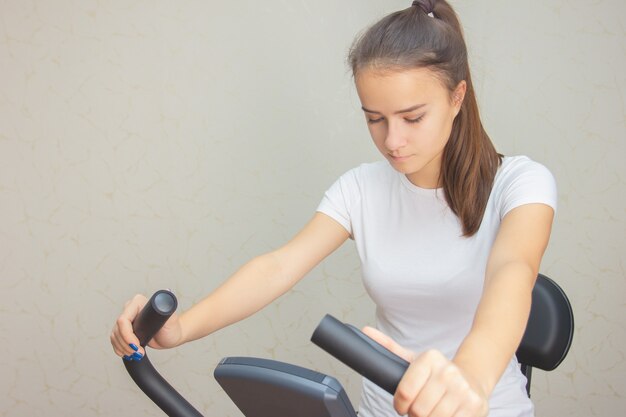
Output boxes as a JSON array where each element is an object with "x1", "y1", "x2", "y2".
[
  {"x1": 486, "y1": 260, "x2": 538, "y2": 292},
  {"x1": 251, "y1": 251, "x2": 295, "y2": 293}
]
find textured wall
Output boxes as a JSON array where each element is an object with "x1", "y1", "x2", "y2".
[{"x1": 0, "y1": 0, "x2": 624, "y2": 416}]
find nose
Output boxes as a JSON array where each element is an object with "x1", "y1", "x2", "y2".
[{"x1": 384, "y1": 121, "x2": 407, "y2": 153}]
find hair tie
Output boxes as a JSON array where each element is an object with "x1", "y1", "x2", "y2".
[{"x1": 412, "y1": 0, "x2": 435, "y2": 15}]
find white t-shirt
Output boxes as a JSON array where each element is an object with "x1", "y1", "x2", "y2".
[{"x1": 316, "y1": 155, "x2": 557, "y2": 417}]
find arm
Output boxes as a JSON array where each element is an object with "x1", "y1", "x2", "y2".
[
  {"x1": 111, "y1": 212, "x2": 350, "y2": 357},
  {"x1": 453, "y1": 202, "x2": 554, "y2": 395},
  {"x1": 179, "y1": 212, "x2": 350, "y2": 343}
]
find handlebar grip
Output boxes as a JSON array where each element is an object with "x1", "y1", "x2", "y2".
[
  {"x1": 311, "y1": 314, "x2": 409, "y2": 395},
  {"x1": 132, "y1": 290, "x2": 178, "y2": 347},
  {"x1": 124, "y1": 290, "x2": 203, "y2": 417}
]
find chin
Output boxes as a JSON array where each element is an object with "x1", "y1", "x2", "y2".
[{"x1": 388, "y1": 159, "x2": 421, "y2": 175}]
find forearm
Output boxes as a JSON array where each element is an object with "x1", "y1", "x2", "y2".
[
  {"x1": 453, "y1": 261, "x2": 536, "y2": 395},
  {"x1": 179, "y1": 251, "x2": 297, "y2": 344},
  {"x1": 173, "y1": 214, "x2": 350, "y2": 346}
]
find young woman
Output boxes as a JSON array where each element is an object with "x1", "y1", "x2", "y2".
[{"x1": 111, "y1": 1, "x2": 556, "y2": 416}]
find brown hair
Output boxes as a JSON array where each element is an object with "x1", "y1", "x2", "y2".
[{"x1": 348, "y1": 0, "x2": 502, "y2": 237}]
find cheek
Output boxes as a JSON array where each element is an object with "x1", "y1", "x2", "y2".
[
  {"x1": 420, "y1": 114, "x2": 452, "y2": 149},
  {"x1": 367, "y1": 125, "x2": 387, "y2": 148}
]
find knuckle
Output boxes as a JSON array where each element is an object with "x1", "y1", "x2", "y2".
[
  {"x1": 470, "y1": 392, "x2": 485, "y2": 408},
  {"x1": 464, "y1": 392, "x2": 485, "y2": 413},
  {"x1": 456, "y1": 378, "x2": 470, "y2": 392},
  {"x1": 425, "y1": 348, "x2": 439, "y2": 358},
  {"x1": 422, "y1": 348, "x2": 442, "y2": 363},
  {"x1": 126, "y1": 294, "x2": 144, "y2": 308},
  {"x1": 116, "y1": 316, "x2": 127, "y2": 328},
  {"x1": 395, "y1": 386, "x2": 412, "y2": 403},
  {"x1": 408, "y1": 401, "x2": 423, "y2": 417},
  {"x1": 441, "y1": 363, "x2": 458, "y2": 377}
]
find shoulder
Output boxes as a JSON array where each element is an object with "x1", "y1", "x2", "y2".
[
  {"x1": 342, "y1": 160, "x2": 393, "y2": 179},
  {"x1": 317, "y1": 160, "x2": 393, "y2": 236},
  {"x1": 496, "y1": 155, "x2": 554, "y2": 182},
  {"x1": 492, "y1": 155, "x2": 558, "y2": 217},
  {"x1": 335, "y1": 160, "x2": 395, "y2": 190},
  {"x1": 320, "y1": 160, "x2": 395, "y2": 210}
]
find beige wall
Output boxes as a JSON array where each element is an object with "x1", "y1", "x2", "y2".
[{"x1": 0, "y1": 1, "x2": 624, "y2": 416}]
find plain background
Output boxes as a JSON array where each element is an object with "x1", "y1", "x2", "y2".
[{"x1": 0, "y1": 0, "x2": 624, "y2": 415}]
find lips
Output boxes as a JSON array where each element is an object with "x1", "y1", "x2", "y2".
[{"x1": 389, "y1": 154, "x2": 412, "y2": 162}]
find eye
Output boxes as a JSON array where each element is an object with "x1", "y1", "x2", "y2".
[
  {"x1": 367, "y1": 117, "x2": 384, "y2": 124},
  {"x1": 406, "y1": 115, "x2": 425, "y2": 124}
]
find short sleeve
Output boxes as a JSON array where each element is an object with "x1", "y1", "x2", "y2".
[
  {"x1": 316, "y1": 168, "x2": 361, "y2": 236},
  {"x1": 496, "y1": 157, "x2": 558, "y2": 218}
]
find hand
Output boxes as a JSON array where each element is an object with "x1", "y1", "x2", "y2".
[
  {"x1": 110, "y1": 294, "x2": 184, "y2": 360},
  {"x1": 363, "y1": 327, "x2": 489, "y2": 417}
]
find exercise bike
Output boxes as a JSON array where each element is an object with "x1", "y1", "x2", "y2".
[{"x1": 123, "y1": 290, "x2": 410, "y2": 417}]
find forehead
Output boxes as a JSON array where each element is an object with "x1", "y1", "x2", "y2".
[{"x1": 355, "y1": 67, "x2": 449, "y2": 110}]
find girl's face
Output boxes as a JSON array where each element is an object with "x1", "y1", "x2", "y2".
[{"x1": 355, "y1": 67, "x2": 465, "y2": 189}]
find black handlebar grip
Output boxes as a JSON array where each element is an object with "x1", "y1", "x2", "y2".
[
  {"x1": 124, "y1": 290, "x2": 203, "y2": 417},
  {"x1": 132, "y1": 290, "x2": 178, "y2": 347},
  {"x1": 311, "y1": 314, "x2": 409, "y2": 395}
]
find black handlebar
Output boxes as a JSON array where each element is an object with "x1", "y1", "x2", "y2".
[
  {"x1": 123, "y1": 290, "x2": 203, "y2": 417},
  {"x1": 123, "y1": 293, "x2": 410, "y2": 416},
  {"x1": 311, "y1": 314, "x2": 409, "y2": 395}
]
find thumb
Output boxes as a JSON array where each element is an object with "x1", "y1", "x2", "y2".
[{"x1": 361, "y1": 326, "x2": 416, "y2": 363}]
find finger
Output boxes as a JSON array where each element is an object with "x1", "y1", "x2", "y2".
[
  {"x1": 445, "y1": 381, "x2": 487, "y2": 417},
  {"x1": 409, "y1": 381, "x2": 447, "y2": 417},
  {"x1": 430, "y1": 382, "x2": 484, "y2": 417},
  {"x1": 428, "y1": 391, "x2": 461, "y2": 417},
  {"x1": 361, "y1": 326, "x2": 416, "y2": 362},
  {"x1": 399, "y1": 350, "x2": 449, "y2": 416},
  {"x1": 411, "y1": 362, "x2": 462, "y2": 417},
  {"x1": 394, "y1": 360, "x2": 432, "y2": 415},
  {"x1": 114, "y1": 323, "x2": 142, "y2": 356},
  {"x1": 110, "y1": 312, "x2": 134, "y2": 357},
  {"x1": 112, "y1": 319, "x2": 140, "y2": 359},
  {"x1": 117, "y1": 317, "x2": 144, "y2": 357},
  {"x1": 110, "y1": 326, "x2": 127, "y2": 357},
  {"x1": 117, "y1": 295, "x2": 148, "y2": 356},
  {"x1": 110, "y1": 322, "x2": 141, "y2": 361}
]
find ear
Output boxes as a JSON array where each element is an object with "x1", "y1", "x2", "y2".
[{"x1": 452, "y1": 80, "x2": 467, "y2": 115}]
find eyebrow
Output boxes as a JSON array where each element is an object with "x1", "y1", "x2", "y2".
[{"x1": 361, "y1": 103, "x2": 427, "y2": 115}]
